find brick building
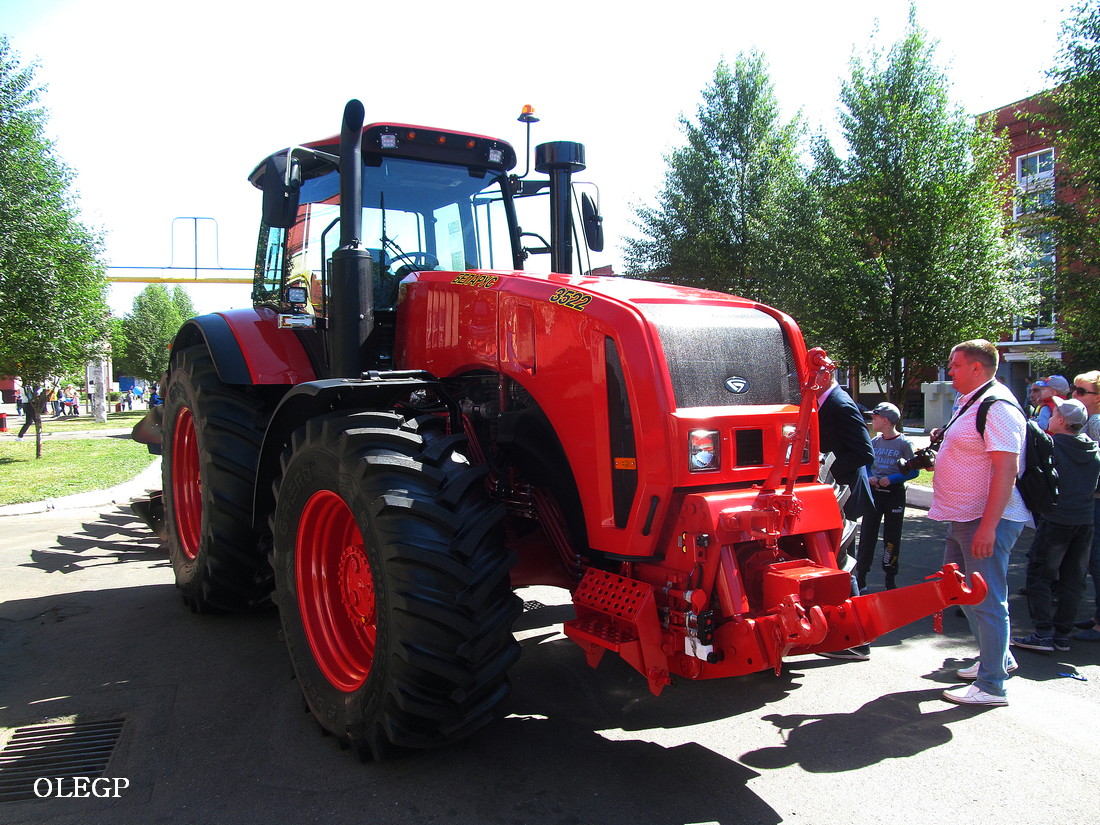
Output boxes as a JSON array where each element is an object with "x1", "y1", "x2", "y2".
[{"x1": 982, "y1": 91, "x2": 1063, "y2": 392}]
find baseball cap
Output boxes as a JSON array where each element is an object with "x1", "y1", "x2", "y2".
[
  {"x1": 1055, "y1": 397, "x2": 1088, "y2": 427},
  {"x1": 1036, "y1": 375, "x2": 1071, "y2": 394},
  {"x1": 871, "y1": 402, "x2": 901, "y2": 424}
]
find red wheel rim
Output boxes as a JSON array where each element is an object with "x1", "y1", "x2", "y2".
[
  {"x1": 171, "y1": 406, "x2": 202, "y2": 560},
  {"x1": 296, "y1": 490, "x2": 376, "y2": 692}
]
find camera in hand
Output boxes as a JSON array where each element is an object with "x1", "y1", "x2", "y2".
[{"x1": 899, "y1": 444, "x2": 937, "y2": 473}]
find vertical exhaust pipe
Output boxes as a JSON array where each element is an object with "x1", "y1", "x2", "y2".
[{"x1": 329, "y1": 99, "x2": 374, "y2": 379}]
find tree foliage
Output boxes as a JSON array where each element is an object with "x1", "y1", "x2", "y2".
[
  {"x1": 114, "y1": 284, "x2": 195, "y2": 383},
  {"x1": 1045, "y1": 0, "x2": 1100, "y2": 372},
  {"x1": 624, "y1": 53, "x2": 808, "y2": 311},
  {"x1": 0, "y1": 36, "x2": 110, "y2": 452},
  {"x1": 627, "y1": 20, "x2": 1025, "y2": 405},
  {"x1": 808, "y1": 12, "x2": 1024, "y2": 403}
]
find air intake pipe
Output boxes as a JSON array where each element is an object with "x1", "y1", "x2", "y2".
[
  {"x1": 535, "y1": 141, "x2": 586, "y2": 276},
  {"x1": 329, "y1": 99, "x2": 375, "y2": 379}
]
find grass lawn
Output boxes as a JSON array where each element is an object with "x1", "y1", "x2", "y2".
[{"x1": 0, "y1": 426, "x2": 157, "y2": 506}]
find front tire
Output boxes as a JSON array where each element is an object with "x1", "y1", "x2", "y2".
[
  {"x1": 271, "y1": 410, "x2": 520, "y2": 759},
  {"x1": 163, "y1": 345, "x2": 274, "y2": 612}
]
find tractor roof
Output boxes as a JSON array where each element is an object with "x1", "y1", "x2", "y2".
[{"x1": 249, "y1": 123, "x2": 517, "y2": 189}]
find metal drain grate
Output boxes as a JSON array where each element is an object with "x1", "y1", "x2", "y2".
[
  {"x1": 522, "y1": 600, "x2": 547, "y2": 612},
  {"x1": 0, "y1": 719, "x2": 125, "y2": 803}
]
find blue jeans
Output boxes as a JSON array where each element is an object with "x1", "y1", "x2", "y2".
[{"x1": 943, "y1": 518, "x2": 1025, "y2": 697}]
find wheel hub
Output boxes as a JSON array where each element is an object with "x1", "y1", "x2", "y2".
[{"x1": 339, "y1": 545, "x2": 376, "y2": 624}]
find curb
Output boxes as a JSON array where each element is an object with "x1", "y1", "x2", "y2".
[
  {"x1": 0, "y1": 457, "x2": 162, "y2": 517},
  {"x1": 907, "y1": 484, "x2": 932, "y2": 510}
]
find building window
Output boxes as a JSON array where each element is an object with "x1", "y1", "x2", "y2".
[
  {"x1": 1015, "y1": 148, "x2": 1055, "y2": 219},
  {"x1": 1017, "y1": 229, "x2": 1056, "y2": 330},
  {"x1": 1018, "y1": 148, "x2": 1054, "y2": 183}
]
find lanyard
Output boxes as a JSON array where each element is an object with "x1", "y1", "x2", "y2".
[{"x1": 936, "y1": 380, "x2": 996, "y2": 445}]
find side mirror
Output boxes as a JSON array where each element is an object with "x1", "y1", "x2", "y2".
[
  {"x1": 581, "y1": 192, "x2": 604, "y2": 252},
  {"x1": 262, "y1": 153, "x2": 301, "y2": 229}
]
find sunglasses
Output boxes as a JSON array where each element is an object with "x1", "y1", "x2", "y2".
[{"x1": 1074, "y1": 386, "x2": 1099, "y2": 395}]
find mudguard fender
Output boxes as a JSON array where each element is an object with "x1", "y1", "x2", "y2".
[
  {"x1": 171, "y1": 309, "x2": 316, "y2": 385},
  {"x1": 251, "y1": 372, "x2": 455, "y2": 531}
]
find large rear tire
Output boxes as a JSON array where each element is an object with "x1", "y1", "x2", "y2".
[
  {"x1": 271, "y1": 410, "x2": 521, "y2": 759},
  {"x1": 163, "y1": 344, "x2": 274, "y2": 612}
]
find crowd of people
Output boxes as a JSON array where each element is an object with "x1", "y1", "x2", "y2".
[
  {"x1": 9, "y1": 382, "x2": 150, "y2": 440},
  {"x1": 14, "y1": 383, "x2": 85, "y2": 419},
  {"x1": 817, "y1": 340, "x2": 1100, "y2": 707}
]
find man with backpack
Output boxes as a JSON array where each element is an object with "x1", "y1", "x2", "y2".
[
  {"x1": 929, "y1": 340, "x2": 1030, "y2": 707},
  {"x1": 1012, "y1": 397, "x2": 1100, "y2": 654}
]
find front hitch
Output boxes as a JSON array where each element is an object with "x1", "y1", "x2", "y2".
[{"x1": 787, "y1": 563, "x2": 987, "y2": 657}]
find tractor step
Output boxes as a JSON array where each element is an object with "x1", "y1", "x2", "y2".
[
  {"x1": 565, "y1": 615, "x2": 639, "y2": 648},
  {"x1": 571, "y1": 568, "x2": 654, "y2": 621},
  {"x1": 563, "y1": 570, "x2": 651, "y2": 659},
  {"x1": 563, "y1": 569, "x2": 670, "y2": 694}
]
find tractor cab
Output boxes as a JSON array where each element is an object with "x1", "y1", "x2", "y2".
[
  {"x1": 250, "y1": 125, "x2": 521, "y2": 317},
  {"x1": 249, "y1": 116, "x2": 603, "y2": 326}
]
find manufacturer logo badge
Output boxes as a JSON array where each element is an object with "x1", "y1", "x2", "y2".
[{"x1": 724, "y1": 376, "x2": 749, "y2": 394}]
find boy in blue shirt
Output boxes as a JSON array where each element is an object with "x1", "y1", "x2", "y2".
[{"x1": 856, "y1": 402, "x2": 918, "y2": 592}]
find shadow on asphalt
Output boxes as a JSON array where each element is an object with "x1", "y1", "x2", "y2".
[
  {"x1": 0, "y1": 588, "x2": 784, "y2": 825},
  {"x1": 738, "y1": 688, "x2": 989, "y2": 773},
  {"x1": 2, "y1": 503, "x2": 1091, "y2": 824},
  {"x1": 0, "y1": 506, "x2": 784, "y2": 825},
  {"x1": 22, "y1": 509, "x2": 167, "y2": 576}
]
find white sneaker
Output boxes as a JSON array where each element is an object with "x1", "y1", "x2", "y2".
[
  {"x1": 956, "y1": 661, "x2": 1018, "y2": 680},
  {"x1": 943, "y1": 684, "x2": 1008, "y2": 706}
]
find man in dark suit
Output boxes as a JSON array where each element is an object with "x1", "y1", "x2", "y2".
[
  {"x1": 817, "y1": 375, "x2": 875, "y2": 521},
  {"x1": 816, "y1": 371, "x2": 875, "y2": 661}
]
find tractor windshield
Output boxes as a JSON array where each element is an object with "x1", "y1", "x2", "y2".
[{"x1": 255, "y1": 157, "x2": 516, "y2": 312}]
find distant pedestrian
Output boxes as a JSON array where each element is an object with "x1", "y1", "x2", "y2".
[
  {"x1": 16, "y1": 387, "x2": 41, "y2": 440},
  {"x1": 62, "y1": 385, "x2": 77, "y2": 416},
  {"x1": 1027, "y1": 381, "x2": 1043, "y2": 419},
  {"x1": 1033, "y1": 375, "x2": 1070, "y2": 432},
  {"x1": 1013, "y1": 398, "x2": 1100, "y2": 653},
  {"x1": 1072, "y1": 371, "x2": 1100, "y2": 441},
  {"x1": 1071, "y1": 370, "x2": 1100, "y2": 642}
]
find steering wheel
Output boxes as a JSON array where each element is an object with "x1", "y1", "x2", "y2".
[{"x1": 388, "y1": 251, "x2": 438, "y2": 272}]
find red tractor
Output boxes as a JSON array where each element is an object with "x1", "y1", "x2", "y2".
[{"x1": 157, "y1": 100, "x2": 984, "y2": 760}]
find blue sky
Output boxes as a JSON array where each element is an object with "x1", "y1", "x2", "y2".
[{"x1": 1, "y1": 0, "x2": 1069, "y2": 314}]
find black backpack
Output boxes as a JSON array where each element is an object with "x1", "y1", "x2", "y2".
[{"x1": 976, "y1": 397, "x2": 1059, "y2": 516}]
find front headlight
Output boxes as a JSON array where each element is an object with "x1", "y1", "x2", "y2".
[{"x1": 688, "y1": 429, "x2": 720, "y2": 472}]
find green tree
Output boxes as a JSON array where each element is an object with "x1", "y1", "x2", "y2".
[
  {"x1": 0, "y1": 36, "x2": 110, "y2": 455},
  {"x1": 1043, "y1": 0, "x2": 1100, "y2": 372},
  {"x1": 625, "y1": 53, "x2": 808, "y2": 310},
  {"x1": 115, "y1": 284, "x2": 195, "y2": 383},
  {"x1": 810, "y1": 11, "x2": 1024, "y2": 404}
]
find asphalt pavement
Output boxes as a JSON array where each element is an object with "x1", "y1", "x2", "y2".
[{"x1": 0, "y1": 439, "x2": 1097, "y2": 825}]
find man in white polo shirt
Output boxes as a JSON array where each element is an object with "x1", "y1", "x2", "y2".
[{"x1": 929, "y1": 339, "x2": 1030, "y2": 706}]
